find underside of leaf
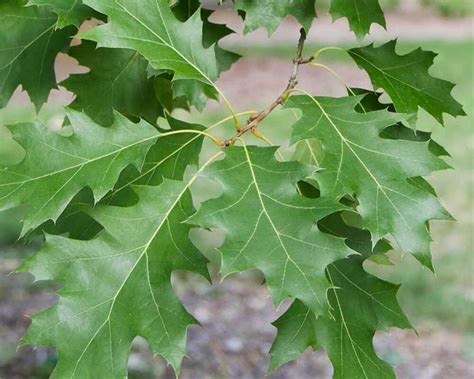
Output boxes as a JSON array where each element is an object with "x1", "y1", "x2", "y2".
[
  {"x1": 0, "y1": 0, "x2": 74, "y2": 109},
  {"x1": 19, "y1": 181, "x2": 209, "y2": 377},
  {"x1": 189, "y1": 146, "x2": 354, "y2": 316},
  {"x1": 270, "y1": 208, "x2": 412, "y2": 378},
  {"x1": 286, "y1": 95, "x2": 451, "y2": 269},
  {"x1": 0, "y1": 110, "x2": 158, "y2": 234},
  {"x1": 233, "y1": 0, "x2": 316, "y2": 35},
  {"x1": 28, "y1": 0, "x2": 101, "y2": 28},
  {"x1": 81, "y1": 0, "x2": 220, "y2": 103},
  {"x1": 348, "y1": 41, "x2": 465, "y2": 124},
  {"x1": 330, "y1": 0, "x2": 386, "y2": 37},
  {"x1": 1, "y1": 1, "x2": 462, "y2": 377}
]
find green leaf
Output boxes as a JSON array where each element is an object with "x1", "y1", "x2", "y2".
[
  {"x1": 40, "y1": 188, "x2": 104, "y2": 240},
  {"x1": 201, "y1": 9, "x2": 240, "y2": 73},
  {"x1": 318, "y1": 212, "x2": 392, "y2": 258},
  {"x1": 42, "y1": 116, "x2": 205, "y2": 239},
  {"x1": 0, "y1": 110, "x2": 158, "y2": 234},
  {"x1": 143, "y1": 0, "x2": 239, "y2": 110},
  {"x1": 0, "y1": 125, "x2": 26, "y2": 166},
  {"x1": 382, "y1": 124, "x2": 450, "y2": 157},
  {"x1": 153, "y1": 75, "x2": 189, "y2": 112},
  {"x1": 270, "y1": 257, "x2": 412, "y2": 378},
  {"x1": 81, "y1": 0, "x2": 220, "y2": 102},
  {"x1": 350, "y1": 88, "x2": 450, "y2": 157},
  {"x1": 270, "y1": 209, "x2": 410, "y2": 376},
  {"x1": 132, "y1": 117, "x2": 204, "y2": 183},
  {"x1": 143, "y1": 0, "x2": 240, "y2": 111},
  {"x1": 330, "y1": 0, "x2": 385, "y2": 38},
  {"x1": 172, "y1": 80, "x2": 219, "y2": 112},
  {"x1": 63, "y1": 41, "x2": 164, "y2": 126},
  {"x1": 349, "y1": 88, "x2": 450, "y2": 157},
  {"x1": 269, "y1": 212, "x2": 411, "y2": 379},
  {"x1": 105, "y1": 116, "x2": 205, "y2": 205},
  {"x1": 348, "y1": 41, "x2": 465, "y2": 124},
  {"x1": 189, "y1": 146, "x2": 353, "y2": 316},
  {"x1": 0, "y1": 0, "x2": 73, "y2": 109},
  {"x1": 292, "y1": 138, "x2": 324, "y2": 166},
  {"x1": 349, "y1": 88, "x2": 450, "y2": 203},
  {"x1": 234, "y1": 0, "x2": 316, "y2": 35},
  {"x1": 286, "y1": 95, "x2": 451, "y2": 269},
  {"x1": 269, "y1": 299, "x2": 318, "y2": 370},
  {"x1": 19, "y1": 180, "x2": 209, "y2": 377},
  {"x1": 171, "y1": 0, "x2": 240, "y2": 72},
  {"x1": 27, "y1": 0, "x2": 100, "y2": 28},
  {"x1": 0, "y1": 101, "x2": 35, "y2": 166},
  {"x1": 169, "y1": 0, "x2": 240, "y2": 110}
]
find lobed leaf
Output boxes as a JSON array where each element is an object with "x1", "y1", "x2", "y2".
[
  {"x1": 233, "y1": 0, "x2": 316, "y2": 35},
  {"x1": 171, "y1": 0, "x2": 240, "y2": 73},
  {"x1": 0, "y1": 0, "x2": 73, "y2": 109},
  {"x1": 270, "y1": 257, "x2": 412, "y2": 378},
  {"x1": 330, "y1": 0, "x2": 385, "y2": 38},
  {"x1": 189, "y1": 146, "x2": 354, "y2": 316},
  {"x1": 3, "y1": 1, "x2": 462, "y2": 377},
  {"x1": 28, "y1": 0, "x2": 101, "y2": 28},
  {"x1": 349, "y1": 88, "x2": 450, "y2": 157},
  {"x1": 19, "y1": 180, "x2": 209, "y2": 377},
  {"x1": 160, "y1": 0, "x2": 241, "y2": 110},
  {"x1": 348, "y1": 41, "x2": 465, "y2": 124},
  {"x1": 270, "y1": 208, "x2": 411, "y2": 377},
  {"x1": 286, "y1": 95, "x2": 451, "y2": 269},
  {"x1": 81, "y1": 0, "x2": 220, "y2": 105},
  {"x1": 106, "y1": 116, "x2": 206, "y2": 205},
  {"x1": 0, "y1": 110, "x2": 158, "y2": 234},
  {"x1": 42, "y1": 116, "x2": 206, "y2": 239},
  {"x1": 63, "y1": 41, "x2": 164, "y2": 126}
]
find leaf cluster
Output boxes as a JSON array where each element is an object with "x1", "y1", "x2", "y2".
[{"x1": 0, "y1": 0, "x2": 464, "y2": 377}]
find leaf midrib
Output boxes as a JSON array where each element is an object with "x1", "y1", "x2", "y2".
[
  {"x1": 0, "y1": 23, "x2": 55, "y2": 71},
  {"x1": 108, "y1": 131, "x2": 202, "y2": 198},
  {"x1": 306, "y1": 97, "x2": 412, "y2": 232},
  {"x1": 241, "y1": 144, "x2": 324, "y2": 309},
  {"x1": 331, "y1": 264, "x2": 407, "y2": 322},
  {"x1": 114, "y1": 1, "x2": 216, "y2": 88},
  {"x1": 327, "y1": 269, "x2": 385, "y2": 378},
  {"x1": 70, "y1": 152, "x2": 222, "y2": 376},
  {"x1": 349, "y1": 50, "x2": 448, "y2": 105},
  {"x1": 0, "y1": 133, "x2": 159, "y2": 188}
]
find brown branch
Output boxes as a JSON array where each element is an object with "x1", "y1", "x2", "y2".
[{"x1": 223, "y1": 28, "x2": 310, "y2": 147}]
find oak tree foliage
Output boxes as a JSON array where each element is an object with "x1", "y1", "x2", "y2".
[{"x1": 0, "y1": 0, "x2": 464, "y2": 377}]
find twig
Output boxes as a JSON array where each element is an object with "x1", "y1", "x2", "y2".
[{"x1": 223, "y1": 28, "x2": 310, "y2": 146}]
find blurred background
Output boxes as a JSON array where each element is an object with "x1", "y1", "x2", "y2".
[{"x1": 0, "y1": 0, "x2": 473, "y2": 378}]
